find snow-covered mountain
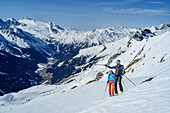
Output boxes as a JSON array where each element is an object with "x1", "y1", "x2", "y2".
[
  {"x1": 0, "y1": 23, "x2": 170, "y2": 113},
  {"x1": 17, "y1": 17, "x2": 137, "y2": 45},
  {"x1": 0, "y1": 17, "x2": 169, "y2": 98},
  {"x1": 0, "y1": 17, "x2": 139, "y2": 95}
]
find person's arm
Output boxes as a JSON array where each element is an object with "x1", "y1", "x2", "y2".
[
  {"x1": 107, "y1": 65, "x2": 116, "y2": 69},
  {"x1": 121, "y1": 65, "x2": 126, "y2": 75},
  {"x1": 107, "y1": 74, "x2": 110, "y2": 83}
]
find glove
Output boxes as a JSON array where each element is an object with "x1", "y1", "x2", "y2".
[
  {"x1": 106, "y1": 71, "x2": 109, "y2": 74},
  {"x1": 121, "y1": 75, "x2": 123, "y2": 77},
  {"x1": 107, "y1": 81, "x2": 109, "y2": 83},
  {"x1": 105, "y1": 64, "x2": 108, "y2": 67}
]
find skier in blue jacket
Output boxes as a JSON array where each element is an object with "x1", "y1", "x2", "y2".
[
  {"x1": 105, "y1": 60, "x2": 125, "y2": 95},
  {"x1": 107, "y1": 70, "x2": 115, "y2": 96}
]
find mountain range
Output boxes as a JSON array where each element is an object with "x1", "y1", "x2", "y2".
[{"x1": 0, "y1": 17, "x2": 169, "y2": 96}]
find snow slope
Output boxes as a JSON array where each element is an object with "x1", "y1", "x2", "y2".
[{"x1": 0, "y1": 28, "x2": 170, "y2": 113}]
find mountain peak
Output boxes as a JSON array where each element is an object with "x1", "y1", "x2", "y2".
[
  {"x1": 5, "y1": 18, "x2": 20, "y2": 25},
  {"x1": 48, "y1": 22, "x2": 55, "y2": 25},
  {"x1": 160, "y1": 24, "x2": 170, "y2": 30},
  {"x1": 48, "y1": 22, "x2": 65, "y2": 31},
  {"x1": 0, "y1": 18, "x2": 4, "y2": 26},
  {"x1": 22, "y1": 16, "x2": 32, "y2": 20},
  {"x1": 6, "y1": 17, "x2": 16, "y2": 21},
  {"x1": 0, "y1": 18, "x2": 4, "y2": 22}
]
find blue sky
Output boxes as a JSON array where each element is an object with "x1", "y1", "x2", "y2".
[{"x1": 0, "y1": 0, "x2": 170, "y2": 29}]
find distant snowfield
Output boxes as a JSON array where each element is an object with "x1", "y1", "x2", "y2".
[{"x1": 0, "y1": 27, "x2": 170, "y2": 113}]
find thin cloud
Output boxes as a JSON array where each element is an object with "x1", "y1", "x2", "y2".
[
  {"x1": 147, "y1": 1, "x2": 164, "y2": 4},
  {"x1": 98, "y1": 0, "x2": 142, "y2": 5},
  {"x1": 102, "y1": 7, "x2": 170, "y2": 16},
  {"x1": 38, "y1": 12, "x2": 92, "y2": 17},
  {"x1": 98, "y1": 2, "x2": 122, "y2": 5}
]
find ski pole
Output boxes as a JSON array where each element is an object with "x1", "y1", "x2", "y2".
[
  {"x1": 122, "y1": 79, "x2": 127, "y2": 91},
  {"x1": 124, "y1": 75, "x2": 136, "y2": 86},
  {"x1": 103, "y1": 82, "x2": 108, "y2": 100},
  {"x1": 102, "y1": 66, "x2": 108, "y2": 72}
]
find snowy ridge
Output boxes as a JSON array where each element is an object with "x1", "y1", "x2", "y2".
[
  {"x1": 0, "y1": 24, "x2": 53, "y2": 57},
  {"x1": 18, "y1": 17, "x2": 137, "y2": 45},
  {"x1": 0, "y1": 28, "x2": 170, "y2": 113},
  {"x1": 1, "y1": 17, "x2": 167, "y2": 58},
  {"x1": 0, "y1": 17, "x2": 138, "y2": 58}
]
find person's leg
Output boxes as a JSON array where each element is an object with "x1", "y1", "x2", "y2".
[
  {"x1": 119, "y1": 76, "x2": 123, "y2": 92},
  {"x1": 108, "y1": 82, "x2": 111, "y2": 96},
  {"x1": 114, "y1": 76, "x2": 118, "y2": 94},
  {"x1": 111, "y1": 82, "x2": 114, "y2": 95}
]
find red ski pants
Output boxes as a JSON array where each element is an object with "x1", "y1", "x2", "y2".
[{"x1": 108, "y1": 82, "x2": 114, "y2": 95}]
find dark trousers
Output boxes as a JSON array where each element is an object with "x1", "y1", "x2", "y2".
[{"x1": 115, "y1": 76, "x2": 123, "y2": 94}]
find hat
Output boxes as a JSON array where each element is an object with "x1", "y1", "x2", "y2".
[
  {"x1": 110, "y1": 70, "x2": 113, "y2": 73},
  {"x1": 117, "y1": 60, "x2": 121, "y2": 63}
]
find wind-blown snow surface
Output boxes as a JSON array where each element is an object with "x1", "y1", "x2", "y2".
[{"x1": 0, "y1": 29, "x2": 170, "y2": 113}]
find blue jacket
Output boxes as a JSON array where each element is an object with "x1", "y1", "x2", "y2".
[
  {"x1": 108, "y1": 65, "x2": 125, "y2": 76},
  {"x1": 108, "y1": 74, "x2": 116, "y2": 82}
]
